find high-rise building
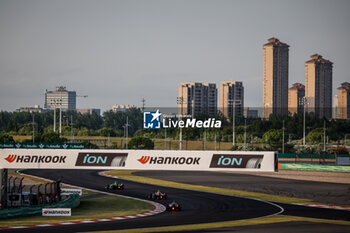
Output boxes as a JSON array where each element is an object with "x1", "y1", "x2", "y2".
[
  {"x1": 337, "y1": 82, "x2": 350, "y2": 119},
  {"x1": 305, "y1": 54, "x2": 333, "y2": 119},
  {"x1": 263, "y1": 37, "x2": 289, "y2": 118},
  {"x1": 288, "y1": 83, "x2": 305, "y2": 115},
  {"x1": 45, "y1": 86, "x2": 76, "y2": 111},
  {"x1": 219, "y1": 81, "x2": 244, "y2": 119},
  {"x1": 178, "y1": 82, "x2": 217, "y2": 116}
]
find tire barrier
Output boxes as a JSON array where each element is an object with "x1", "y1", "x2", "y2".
[
  {"x1": 0, "y1": 194, "x2": 80, "y2": 219},
  {"x1": 245, "y1": 158, "x2": 263, "y2": 168}
]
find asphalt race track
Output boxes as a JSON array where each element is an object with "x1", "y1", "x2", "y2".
[
  {"x1": 136, "y1": 171, "x2": 350, "y2": 205},
  {"x1": 136, "y1": 171, "x2": 350, "y2": 221},
  {"x1": 3, "y1": 169, "x2": 350, "y2": 233},
  {"x1": 4, "y1": 169, "x2": 281, "y2": 233}
]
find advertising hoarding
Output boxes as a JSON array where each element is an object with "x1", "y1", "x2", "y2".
[
  {"x1": 42, "y1": 208, "x2": 71, "y2": 216},
  {"x1": 0, "y1": 149, "x2": 278, "y2": 172},
  {"x1": 61, "y1": 189, "x2": 83, "y2": 196}
]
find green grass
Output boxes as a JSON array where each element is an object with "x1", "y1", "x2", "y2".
[
  {"x1": 280, "y1": 163, "x2": 350, "y2": 172},
  {"x1": 0, "y1": 195, "x2": 153, "y2": 228}
]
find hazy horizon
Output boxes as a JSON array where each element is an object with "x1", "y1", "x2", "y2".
[{"x1": 1, "y1": 0, "x2": 349, "y2": 112}]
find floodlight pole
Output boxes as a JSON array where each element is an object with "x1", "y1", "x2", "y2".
[
  {"x1": 32, "y1": 115, "x2": 35, "y2": 144},
  {"x1": 244, "y1": 117, "x2": 247, "y2": 150},
  {"x1": 53, "y1": 105, "x2": 56, "y2": 132},
  {"x1": 282, "y1": 120, "x2": 285, "y2": 153},
  {"x1": 302, "y1": 97, "x2": 308, "y2": 146},
  {"x1": 232, "y1": 85, "x2": 236, "y2": 146},
  {"x1": 303, "y1": 99, "x2": 306, "y2": 146},
  {"x1": 323, "y1": 120, "x2": 326, "y2": 152},
  {"x1": 164, "y1": 127, "x2": 167, "y2": 150},
  {"x1": 179, "y1": 116, "x2": 183, "y2": 150},
  {"x1": 125, "y1": 116, "x2": 129, "y2": 149},
  {"x1": 59, "y1": 92, "x2": 62, "y2": 135},
  {"x1": 204, "y1": 129, "x2": 206, "y2": 150},
  {"x1": 70, "y1": 115, "x2": 74, "y2": 143},
  {"x1": 177, "y1": 97, "x2": 184, "y2": 150}
]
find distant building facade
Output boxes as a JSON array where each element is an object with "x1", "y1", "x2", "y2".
[
  {"x1": 219, "y1": 81, "x2": 244, "y2": 119},
  {"x1": 263, "y1": 37, "x2": 289, "y2": 118},
  {"x1": 178, "y1": 82, "x2": 217, "y2": 116},
  {"x1": 305, "y1": 54, "x2": 333, "y2": 119},
  {"x1": 288, "y1": 83, "x2": 305, "y2": 115},
  {"x1": 333, "y1": 95, "x2": 338, "y2": 119},
  {"x1": 77, "y1": 108, "x2": 101, "y2": 115},
  {"x1": 337, "y1": 82, "x2": 350, "y2": 119},
  {"x1": 111, "y1": 104, "x2": 136, "y2": 113},
  {"x1": 45, "y1": 86, "x2": 76, "y2": 111},
  {"x1": 16, "y1": 105, "x2": 49, "y2": 113},
  {"x1": 243, "y1": 107, "x2": 258, "y2": 118}
]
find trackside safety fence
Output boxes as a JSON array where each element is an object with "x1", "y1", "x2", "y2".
[
  {"x1": 0, "y1": 194, "x2": 80, "y2": 219},
  {"x1": 278, "y1": 153, "x2": 350, "y2": 165}
]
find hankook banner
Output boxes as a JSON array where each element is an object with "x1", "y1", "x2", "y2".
[
  {"x1": 0, "y1": 149, "x2": 278, "y2": 172},
  {"x1": 42, "y1": 208, "x2": 71, "y2": 216}
]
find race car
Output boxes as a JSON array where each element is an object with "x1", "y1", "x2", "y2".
[
  {"x1": 148, "y1": 190, "x2": 167, "y2": 200},
  {"x1": 166, "y1": 201, "x2": 181, "y2": 211},
  {"x1": 105, "y1": 181, "x2": 124, "y2": 190}
]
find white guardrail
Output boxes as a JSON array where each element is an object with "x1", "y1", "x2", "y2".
[{"x1": 0, "y1": 149, "x2": 278, "y2": 172}]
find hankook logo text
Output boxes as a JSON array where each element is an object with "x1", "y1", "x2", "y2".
[
  {"x1": 138, "y1": 156, "x2": 200, "y2": 165},
  {"x1": 4, "y1": 154, "x2": 66, "y2": 163}
]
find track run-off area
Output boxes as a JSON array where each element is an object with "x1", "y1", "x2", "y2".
[{"x1": 2, "y1": 169, "x2": 350, "y2": 233}]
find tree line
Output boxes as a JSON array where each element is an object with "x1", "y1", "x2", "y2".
[
  {"x1": 0, "y1": 108, "x2": 142, "y2": 137},
  {"x1": 0, "y1": 109, "x2": 349, "y2": 151}
]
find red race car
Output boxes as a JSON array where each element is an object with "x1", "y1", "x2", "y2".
[{"x1": 166, "y1": 201, "x2": 181, "y2": 211}]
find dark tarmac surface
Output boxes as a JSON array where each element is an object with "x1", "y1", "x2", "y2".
[
  {"x1": 2, "y1": 169, "x2": 280, "y2": 233},
  {"x1": 2, "y1": 169, "x2": 350, "y2": 233},
  {"x1": 136, "y1": 170, "x2": 350, "y2": 205},
  {"x1": 161, "y1": 222, "x2": 350, "y2": 233}
]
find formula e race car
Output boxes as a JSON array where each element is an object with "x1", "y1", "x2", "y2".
[
  {"x1": 105, "y1": 181, "x2": 124, "y2": 190},
  {"x1": 166, "y1": 201, "x2": 181, "y2": 211},
  {"x1": 148, "y1": 190, "x2": 167, "y2": 200}
]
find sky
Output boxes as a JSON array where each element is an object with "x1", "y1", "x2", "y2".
[{"x1": 0, "y1": 0, "x2": 349, "y2": 112}]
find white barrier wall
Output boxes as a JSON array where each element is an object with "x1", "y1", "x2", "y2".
[{"x1": 0, "y1": 149, "x2": 278, "y2": 172}]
